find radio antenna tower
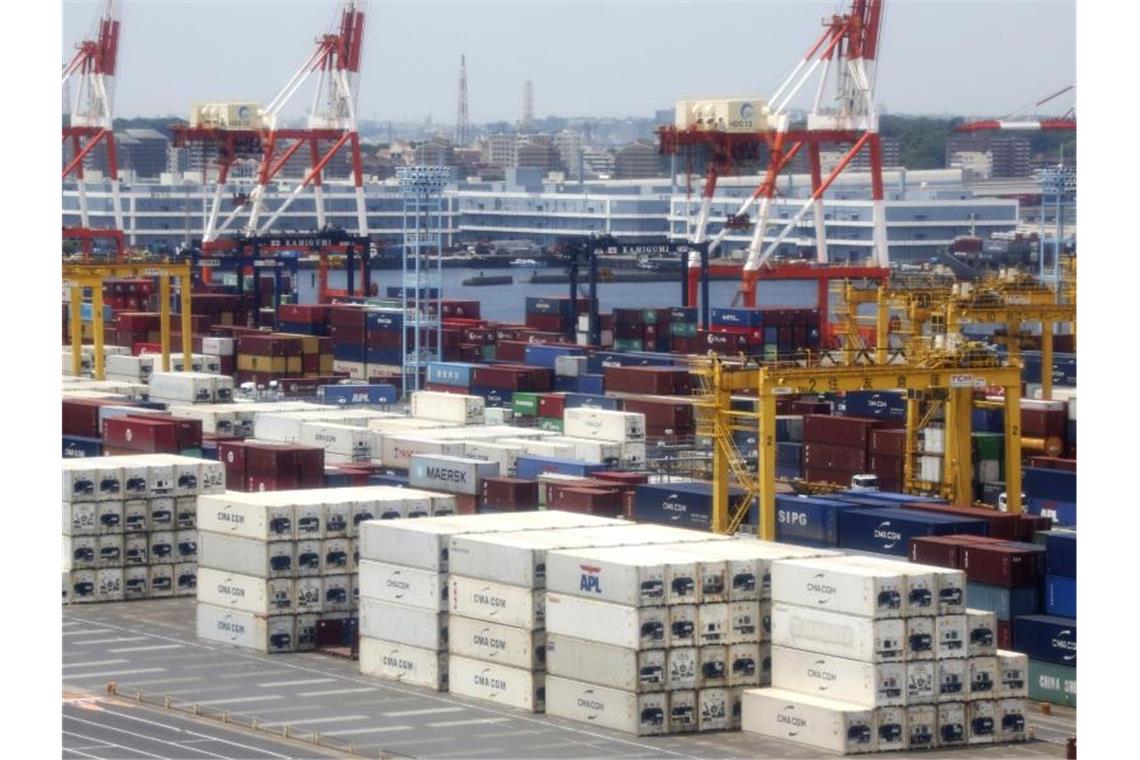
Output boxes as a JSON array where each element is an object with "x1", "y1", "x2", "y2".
[
  {"x1": 522, "y1": 79, "x2": 534, "y2": 132},
  {"x1": 455, "y1": 55, "x2": 470, "y2": 145}
]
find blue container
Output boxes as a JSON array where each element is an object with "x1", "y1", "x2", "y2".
[
  {"x1": 775, "y1": 495, "x2": 868, "y2": 547},
  {"x1": 776, "y1": 442, "x2": 803, "y2": 469},
  {"x1": 775, "y1": 415, "x2": 803, "y2": 443},
  {"x1": 1045, "y1": 575, "x2": 1077, "y2": 618},
  {"x1": 1044, "y1": 531, "x2": 1076, "y2": 578},
  {"x1": 669, "y1": 307, "x2": 698, "y2": 322},
  {"x1": 972, "y1": 407, "x2": 1005, "y2": 433},
  {"x1": 468, "y1": 385, "x2": 513, "y2": 408},
  {"x1": 710, "y1": 308, "x2": 763, "y2": 328},
  {"x1": 278, "y1": 321, "x2": 324, "y2": 336},
  {"x1": 835, "y1": 491, "x2": 949, "y2": 506},
  {"x1": 324, "y1": 472, "x2": 353, "y2": 488},
  {"x1": 200, "y1": 440, "x2": 220, "y2": 461},
  {"x1": 515, "y1": 456, "x2": 606, "y2": 480},
  {"x1": 733, "y1": 430, "x2": 758, "y2": 458},
  {"x1": 844, "y1": 391, "x2": 906, "y2": 420},
  {"x1": 563, "y1": 393, "x2": 621, "y2": 411},
  {"x1": 1067, "y1": 419, "x2": 1076, "y2": 449},
  {"x1": 318, "y1": 383, "x2": 398, "y2": 406},
  {"x1": 577, "y1": 374, "x2": 605, "y2": 395},
  {"x1": 965, "y1": 582, "x2": 1041, "y2": 621},
  {"x1": 1026, "y1": 497, "x2": 1076, "y2": 527},
  {"x1": 426, "y1": 362, "x2": 480, "y2": 388},
  {"x1": 365, "y1": 347, "x2": 402, "y2": 365},
  {"x1": 1013, "y1": 614, "x2": 1076, "y2": 667},
  {"x1": 1023, "y1": 467, "x2": 1076, "y2": 501},
  {"x1": 553, "y1": 376, "x2": 578, "y2": 392},
  {"x1": 586, "y1": 351, "x2": 675, "y2": 374},
  {"x1": 366, "y1": 311, "x2": 404, "y2": 331},
  {"x1": 524, "y1": 344, "x2": 586, "y2": 369},
  {"x1": 333, "y1": 343, "x2": 366, "y2": 363},
  {"x1": 632, "y1": 482, "x2": 746, "y2": 531},
  {"x1": 63, "y1": 435, "x2": 103, "y2": 458},
  {"x1": 838, "y1": 508, "x2": 988, "y2": 557}
]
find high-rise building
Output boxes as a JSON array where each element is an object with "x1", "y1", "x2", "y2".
[
  {"x1": 613, "y1": 140, "x2": 660, "y2": 179},
  {"x1": 414, "y1": 138, "x2": 455, "y2": 166},
  {"x1": 455, "y1": 55, "x2": 470, "y2": 145},
  {"x1": 945, "y1": 134, "x2": 1031, "y2": 178},
  {"x1": 484, "y1": 133, "x2": 520, "y2": 167},
  {"x1": 553, "y1": 131, "x2": 583, "y2": 174}
]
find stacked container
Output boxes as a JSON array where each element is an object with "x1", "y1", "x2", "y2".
[
  {"x1": 356, "y1": 511, "x2": 625, "y2": 690},
  {"x1": 196, "y1": 486, "x2": 451, "y2": 653},
  {"x1": 743, "y1": 554, "x2": 1028, "y2": 754},
  {"x1": 543, "y1": 536, "x2": 834, "y2": 735},
  {"x1": 63, "y1": 454, "x2": 224, "y2": 604},
  {"x1": 562, "y1": 407, "x2": 646, "y2": 468}
]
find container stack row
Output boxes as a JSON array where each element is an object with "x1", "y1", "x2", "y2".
[
  {"x1": 63, "y1": 454, "x2": 224, "y2": 604},
  {"x1": 543, "y1": 538, "x2": 835, "y2": 735},
  {"x1": 742, "y1": 554, "x2": 1030, "y2": 754},
  {"x1": 356, "y1": 511, "x2": 627, "y2": 690},
  {"x1": 195, "y1": 486, "x2": 454, "y2": 653}
]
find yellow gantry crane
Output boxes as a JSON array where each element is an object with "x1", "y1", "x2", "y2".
[
  {"x1": 63, "y1": 262, "x2": 193, "y2": 380},
  {"x1": 693, "y1": 348, "x2": 1024, "y2": 539}
]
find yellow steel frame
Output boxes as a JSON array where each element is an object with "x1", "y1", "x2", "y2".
[
  {"x1": 63, "y1": 262, "x2": 193, "y2": 380},
  {"x1": 702, "y1": 357, "x2": 1023, "y2": 538},
  {"x1": 947, "y1": 302, "x2": 1075, "y2": 400}
]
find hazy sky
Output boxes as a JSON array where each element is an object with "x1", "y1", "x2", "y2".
[{"x1": 62, "y1": 0, "x2": 1076, "y2": 123}]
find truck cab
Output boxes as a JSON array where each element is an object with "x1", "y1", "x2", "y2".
[{"x1": 849, "y1": 474, "x2": 879, "y2": 492}]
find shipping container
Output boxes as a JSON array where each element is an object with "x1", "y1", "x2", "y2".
[
  {"x1": 563, "y1": 408, "x2": 645, "y2": 443},
  {"x1": 839, "y1": 508, "x2": 987, "y2": 558},
  {"x1": 449, "y1": 575, "x2": 543, "y2": 628},
  {"x1": 358, "y1": 560, "x2": 447, "y2": 611},
  {"x1": 1013, "y1": 615, "x2": 1076, "y2": 667},
  {"x1": 966, "y1": 582, "x2": 1040, "y2": 622},
  {"x1": 545, "y1": 592, "x2": 668, "y2": 650},
  {"x1": 449, "y1": 616, "x2": 545, "y2": 671},
  {"x1": 1027, "y1": 659, "x2": 1076, "y2": 707},
  {"x1": 359, "y1": 598, "x2": 447, "y2": 651},
  {"x1": 359, "y1": 636, "x2": 448, "y2": 690},
  {"x1": 770, "y1": 603, "x2": 905, "y2": 663},
  {"x1": 448, "y1": 655, "x2": 544, "y2": 712},
  {"x1": 196, "y1": 603, "x2": 294, "y2": 653},
  {"x1": 771, "y1": 557, "x2": 907, "y2": 619},
  {"x1": 741, "y1": 688, "x2": 878, "y2": 754},
  {"x1": 545, "y1": 675, "x2": 668, "y2": 736},
  {"x1": 771, "y1": 646, "x2": 907, "y2": 708}
]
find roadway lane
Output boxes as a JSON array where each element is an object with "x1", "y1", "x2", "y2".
[{"x1": 63, "y1": 599, "x2": 1076, "y2": 759}]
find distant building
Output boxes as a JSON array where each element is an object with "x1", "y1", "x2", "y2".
[
  {"x1": 613, "y1": 140, "x2": 660, "y2": 179},
  {"x1": 949, "y1": 150, "x2": 993, "y2": 180},
  {"x1": 654, "y1": 108, "x2": 674, "y2": 127},
  {"x1": 516, "y1": 136, "x2": 561, "y2": 173},
  {"x1": 945, "y1": 134, "x2": 1031, "y2": 179},
  {"x1": 116, "y1": 129, "x2": 171, "y2": 179},
  {"x1": 414, "y1": 137, "x2": 455, "y2": 166},
  {"x1": 581, "y1": 149, "x2": 615, "y2": 178},
  {"x1": 484, "y1": 133, "x2": 519, "y2": 167},
  {"x1": 802, "y1": 137, "x2": 901, "y2": 174},
  {"x1": 553, "y1": 131, "x2": 583, "y2": 174}
]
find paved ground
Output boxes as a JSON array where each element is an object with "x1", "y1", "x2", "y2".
[{"x1": 63, "y1": 599, "x2": 1075, "y2": 759}]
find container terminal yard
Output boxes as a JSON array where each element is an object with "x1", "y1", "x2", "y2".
[{"x1": 60, "y1": 0, "x2": 1078, "y2": 758}]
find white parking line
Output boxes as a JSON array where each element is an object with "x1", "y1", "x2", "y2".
[
  {"x1": 323, "y1": 725, "x2": 413, "y2": 736},
  {"x1": 218, "y1": 669, "x2": 283, "y2": 679},
  {"x1": 62, "y1": 729, "x2": 166, "y2": 760},
  {"x1": 62, "y1": 629, "x2": 115, "y2": 637},
  {"x1": 192, "y1": 695, "x2": 284, "y2": 706},
  {"x1": 107, "y1": 644, "x2": 185, "y2": 653},
  {"x1": 113, "y1": 676, "x2": 203, "y2": 687},
  {"x1": 64, "y1": 667, "x2": 166, "y2": 679},
  {"x1": 427, "y1": 717, "x2": 513, "y2": 728},
  {"x1": 62, "y1": 659, "x2": 129, "y2": 670},
  {"x1": 259, "y1": 714, "x2": 370, "y2": 727},
  {"x1": 382, "y1": 706, "x2": 466, "y2": 718},
  {"x1": 96, "y1": 705, "x2": 291, "y2": 759},
  {"x1": 296, "y1": 686, "x2": 378, "y2": 697},
  {"x1": 62, "y1": 745, "x2": 111, "y2": 760},
  {"x1": 66, "y1": 636, "x2": 150, "y2": 646},
  {"x1": 256, "y1": 677, "x2": 338, "y2": 688}
]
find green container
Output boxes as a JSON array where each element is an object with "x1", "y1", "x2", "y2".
[
  {"x1": 1028, "y1": 659, "x2": 1076, "y2": 707},
  {"x1": 537, "y1": 417, "x2": 564, "y2": 433},
  {"x1": 972, "y1": 432, "x2": 1004, "y2": 461},
  {"x1": 614, "y1": 339, "x2": 643, "y2": 351},
  {"x1": 671, "y1": 322, "x2": 697, "y2": 337},
  {"x1": 512, "y1": 393, "x2": 539, "y2": 417},
  {"x1": 640, "y1": 309, "x2": 658, "y2": 323},
  {"x1": 179, "y1": 448, "x2": 204, "y2": 459},
  {"x1": 480, "y1": 344, "x2": 496, "y2": 361}
]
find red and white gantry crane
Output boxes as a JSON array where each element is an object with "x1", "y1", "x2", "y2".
[
  {"x1": 955, "y1": 85, "x2": 1076, "y2": 133},
  {"x1": 62, "y1": 0, "x2": 125, "y2": 255}
]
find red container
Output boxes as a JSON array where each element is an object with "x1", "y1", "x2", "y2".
[
  {"x1": 900, "y1": 502, "x2": 1021, "y2": 540},
  {"x1": 247, "y1": 473, "x2": 300, "y2": 492},
  {"x1": 245, "y1": 443, "x2": 302, "y2": 476},
  {"x1": 328, "y1": 305, "x2": 369, "y2": 329},
  {"x1": 127, "y1": 414, "x2": 202, "y2": 450},
  {"x1": 604, "y1": 366, "x2": 692, "y2": 395},
  {"x1": 803, "y1": 442, "x2": 867, "y2": 472},
  {"x1": 471, "y1": 365, "x2": 552, "y2": 392},
  {"x1": 908, "y1": 536, "x2": 963, "y2": 569},
  {"x1": 1021, "y1": 408, "x2": 1067, "y2": 438},
  {"x1": 997, "y1": 620, "x2": 1013, "y2": 650},
  {"x1": 621, "y1": 399, "x2": 695, "y2": 434},
  {"x1": 297, "y1": 448, "x2": 325, "y2": 487},
  {"x1": 455, "y1": 494, "x2": 478, "y2": 514},
  {"x1": 593, "y1": 471, "x2": 651, "y2": 486},
  {"x1": 480, "y1": 477, "x2": 539, "y2": 510},
  {"x1": 217, "y1": 441, "x2": 250, "y2": 472},
  {"x1": 792, "y1": 401, "x2": 833, "y2": 415},
  {"x1": 103, "y1": 417, "x2": 179, "y2": 453},
  {"x1": 870, "y1": 428, "x2": 907, "y2": 457},
  {"x1": 1018, "y1": 514, "x2": 1053, "y2": 541},
  {"x1": 441, "y1": 300, "x2": 481, "y2": 319},
  {"x1": 525, "y1": 313, "x2": 571, "y2": 332},
  {"x1": 803, "y1": 414, "x2": 895, "y2": 448},
  {"x1": 63, "y1": 399, "x2": 111, "y2": 438},
  {"x1": 279, "y1": 304, "x2": 329, "y2": 325},
  {"x1": 870, "y1": 453, "x2": 904, "y2": 482},
  {"x1": 697, "y1": 330, "x2": 756, "y2": 353},
  {"x1": 959, "y1": 544, "x2": 1045, "y2": 587},
  {"x1": 548, "y1": 486, "x2": 622, "y2": 517},
  {"x1": 538, "y1": 394, "x2": 567, "y2": 419}
]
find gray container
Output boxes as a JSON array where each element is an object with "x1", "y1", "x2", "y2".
[
  {"x1": 323, "y1": 575, "x2": 352, "y2": 613},
  {"x1": 63, "y1": 502, "x2": 97, "y2": 536},
  {"x1": 149, "y1": 564, "x2": 174, "y2": 598},
  {"x1": 149, "y1": 498, "x2": 175, "y2": 530},
  {"x1": 771, "y1": 645, "x2": 906, "y2": 708},
  {"x1": 771, "y1": 603, "x2": 906, "y2": 663},
  {"x1": 741, "y1": 688, "x2": 878, "y2": 754},
  {"x1": 409, "y1": 454, "x2": 499, "y2": 496},
  {"x1": 907, "y1": 661, "x2": 937, "y2": 704},
  {"x1": 196, "y1": 603, "x2": 294, "y2": 653},
  {"x1": 544, "y1": 633, "x2": 663, "y2": 692},
  {"x1": 449, "y1": 575, "x2": 544, "y2": 629},
  {"x1": 668, "y1": 647, "x2": 698, "y2": 690},
  {"x1": 360, "y1": 598, "x2": 447, "y2": 650},
  {"x1": 728, "y1": 642, "x2": 765, "y2": 687},
  {"x1": 544, "y1": 675, "x2": 668, "y2": 736},
  {"x1": 545, "y1": 592, "x2": 668, "y2": 650},
  {"x1": 294, "y1": 576, "x2": 322, "y2": 614},
  {"x1": 358, "y1": 559, "x2": 446, "y2": 611},
  {"x1": 199, "y1": 533, "x2": 293, "y2": 579},
  {"x1": 907, "y1": 704, "x2": 937, "y2": 750},
  {"x1": 448, "y1": 655, "x2": 544, "y2": 713},
  {"x1": 996, "y1": 649, "x2": 1029, "y2": 699},
  {"x1": 197, "y1": 567, "x2": 294, "y2": 615},
  {"x1": 698, "y1": 645, "x2": 729, "y2": 689},
  {"x1": 359, "y1": 636, "x2": 447, "y2": 690},
  {"x1": 451, "y1": 616, "x2": 544, "y2": 671}
]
